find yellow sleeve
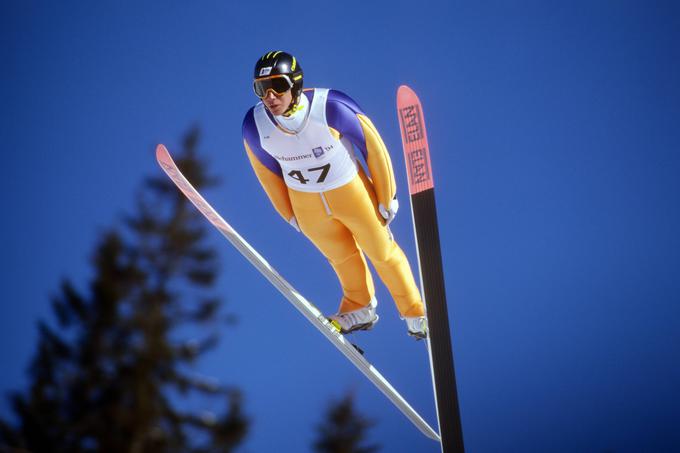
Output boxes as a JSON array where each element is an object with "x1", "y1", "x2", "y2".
[
  {"x1": 244, "y1": 140, "x2": 294, "y2": 221},
  {"x1": 357, "y1": 114, "x2": 397, "y2": 207}
]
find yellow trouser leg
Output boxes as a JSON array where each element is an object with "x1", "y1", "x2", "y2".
[
  {"x1": 325, "y1": 172, "x2": 424, "y2": 317},
  {"x1": 290, "y1": 189, "x2": 375, "y2": 312},
  {"x1": 291, "y1": 170, "x2": 425, "y2": 318}
]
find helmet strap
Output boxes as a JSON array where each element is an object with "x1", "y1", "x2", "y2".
[{"x1": 283, "y1": 86, "x2": 302, "y2": 116}]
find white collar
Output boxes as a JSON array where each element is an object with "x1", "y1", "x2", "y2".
[{"x1": 274, "y1": 93, "x2": 310, "y2": 133}]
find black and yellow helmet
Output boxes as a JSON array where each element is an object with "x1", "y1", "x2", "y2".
[{"x1": 253, "y1": 51, "x2": 304, "y2": 111}]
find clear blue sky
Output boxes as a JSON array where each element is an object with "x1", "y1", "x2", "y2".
[{"x1": 2, "y1": 1, "x2": 680, "y2": 452}]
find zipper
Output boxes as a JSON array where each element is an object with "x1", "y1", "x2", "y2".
[{"x1": 320, "y1": 192, "x2": 332, "y2": 216}]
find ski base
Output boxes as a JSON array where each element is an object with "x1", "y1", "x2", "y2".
[
  {"x1": 156, "y1": 144, "x2": 440, "y2": 442},
  {"x1": 398, "y1": 85, "x2": 465, "y2": 452}
]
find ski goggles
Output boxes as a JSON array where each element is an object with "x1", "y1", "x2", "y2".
[{"x1": 253, "y1": 74, "x2": 293, "y2": 98}]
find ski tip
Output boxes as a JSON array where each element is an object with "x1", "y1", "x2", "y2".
[
  {"x1": 156, "y1": 144, "x2": 173, "y2": 167},
  {"x1": 156, "y1": 143, "x2": 168, "y2": 157},
  {"x1": 397, "y1": 85, "x2": 418, "y2": 103},
  {"x1": 156, "y1": 144, "x2": 177, "y2": 173},
  {"x1": 397, "y1": 84, "x2": 413, "y2": 95}
]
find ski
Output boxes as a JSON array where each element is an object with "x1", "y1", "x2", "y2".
[
  {"x1": 156, "y1": 144, "x2": 440, "y2": 442},
  {"x1": 397, "y1": 86, "x2": 465, "y2": 452}
]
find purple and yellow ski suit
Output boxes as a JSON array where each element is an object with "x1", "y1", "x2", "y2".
[{"x1": 242, "y1": 88, "x2": 424, "y2": 318}]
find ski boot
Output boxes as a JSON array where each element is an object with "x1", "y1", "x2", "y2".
[
  {"x1": 405, "y1": 316, "x2": 428, "y2": 340},
  {"x1": 328, "y1": 298, "x2": 379, "y2": 334}
]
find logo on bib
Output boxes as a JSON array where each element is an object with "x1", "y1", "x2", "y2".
[{"x1": 312, "y1": 147, "x2": 325, "y2": 158}]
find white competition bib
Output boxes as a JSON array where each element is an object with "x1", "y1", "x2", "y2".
[{"x1": 254, "y1": 88, "x2": 358, "y2": 192}]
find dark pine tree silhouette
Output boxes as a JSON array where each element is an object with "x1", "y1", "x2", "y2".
[
  {"x1": 313, "y1": 392, "x2": 379, "y2": 453},
  {"x1": 0, "y1": 129, "x2": 248, "y2": 453}
]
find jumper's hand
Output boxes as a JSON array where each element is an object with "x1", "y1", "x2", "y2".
[
  {"x1": 378, "y1": 197, "x2": 399, "y2": 226},
  {"x1": 288, "y1": 216, "x2": 301, "y2": 232}
]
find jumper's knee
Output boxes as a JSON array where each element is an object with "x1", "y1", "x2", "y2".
[
  {"x1": 330, "y1": 249, "x2": 362, "y2": 267},
  {"x1": 370, "y1": 244, "x2": 400, "y2": 270}
]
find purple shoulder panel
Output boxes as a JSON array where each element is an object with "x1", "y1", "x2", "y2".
[
  {"x1": 325, "y1": 89, "x2": 368, "y2": 159},
  {"x1": 242, "y1": 107, "x2": 282, "y2": 175}
]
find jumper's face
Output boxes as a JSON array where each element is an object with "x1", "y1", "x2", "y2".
[{"x1": 261, "y1": 89, "x2": 292, "y2": 116}]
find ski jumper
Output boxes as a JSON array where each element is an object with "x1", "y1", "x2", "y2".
[{"x1": 242, "y1": 88, "x2": 424, "y2": 318}]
